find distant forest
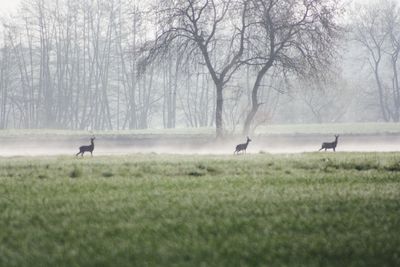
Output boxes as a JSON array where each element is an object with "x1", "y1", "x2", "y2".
[{"x1": 0, "y1": 0, "x2": 399, "y2": 137}]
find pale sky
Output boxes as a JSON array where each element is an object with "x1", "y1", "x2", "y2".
[
  {"x1": 0, "y1": 0, "x2": 400, "y2": 16},
  {"x1": 0, "y1": 0, "x2": 21, "y2": 16}
]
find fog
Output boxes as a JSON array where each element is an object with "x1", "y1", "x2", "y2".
[{"x1": 1, "y1": 134, "x2": 400, "y2": 157}]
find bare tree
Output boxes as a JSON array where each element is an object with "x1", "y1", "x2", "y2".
[
  {"x1": 352, "y1": 0, "x2": 400, "y2": 122},
  {"x1": 241, "y1": 0, "x2": 343, "y2": 135},
  {"x1": 147, "y1": 0, "x2": 249, "y2": 138},
  {"x1": 385, "y1": 1, "x2": 400, "y2": 121},
  {"x1": 296, "y1": 75, "x2": 353, "y2": 123},
  {"x1": 0, "y1": 26, "x2": 11, "y2": 128}
]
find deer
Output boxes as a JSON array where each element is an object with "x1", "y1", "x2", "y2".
[
  {"x1": 234, "y1": 136, "x2": 252, "y2": 154},
  {"x1": 319, "y1": 135, "x2": 339, "y2": 152},
  {"x1": 76, "y1": 137, "x2": 95, "y2": 157}
]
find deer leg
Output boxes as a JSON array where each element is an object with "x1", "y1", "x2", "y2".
[
  {"x1": 333, "y1": 147, "x2": 336, "y2": 152},
  {"x1": 91, "y1": 151, "x2": 93, "y2": 157}
]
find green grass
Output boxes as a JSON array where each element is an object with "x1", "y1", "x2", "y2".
[
  {"x1": 2, "y1": 122, "x2": 400, "y2": 137},
  {"x1": 0, "y1": 153, "x2": 399, "y2": 267}
]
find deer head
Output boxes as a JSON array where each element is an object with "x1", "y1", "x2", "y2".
[{"x1": 247, "y1": 136, "x2": 252, "y2": 142}]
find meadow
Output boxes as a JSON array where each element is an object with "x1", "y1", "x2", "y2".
[
  {"x1": 0, "y1": 153, "x2": 399, "y2": 267},
  {"x1": 2, "y1": 122, "x2": 400, "y2": 138}
]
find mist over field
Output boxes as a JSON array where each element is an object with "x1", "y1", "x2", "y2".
[{"x1": 2, "y1": 125, "x2": 400, "y2": 156}]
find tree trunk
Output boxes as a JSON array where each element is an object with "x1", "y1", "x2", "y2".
[
  {"x1": 216, "y1": 83, "x2": 224, "y2": 139},
  {"x1": 391, "y1": 53, "x2": 400, "y2": 122},
  {"x1": 374, "y1": 63, "x2": 389, "y2": 122},
  {"x1": 242, "y1": 62, "x2": 272, "y2": 136}
]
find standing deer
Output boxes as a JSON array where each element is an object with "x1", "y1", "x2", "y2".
[
  {"x1": 234, "y1": 136, "x2": 252, "y2": 154},
  {"x1": 319, "y1": 135, "x2": 339, "y2": 152},
  {"x1": 76, "y1": 137, "x2": 95, "y2": 157}
]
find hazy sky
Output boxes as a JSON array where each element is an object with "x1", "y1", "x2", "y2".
[
  {"x1": 0, "y1": 0, "x2": 20, "y2": 11},
  {"x1": 0, "y1": 0, "x2": 400, "y2": 16},
  {"x1": 0, "y1": 0, "x2": 20, "y2": 16},
  {"x1": 0, "y1": 0, "x2": 379, "y2": 10}
]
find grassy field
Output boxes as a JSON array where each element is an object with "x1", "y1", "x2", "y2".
[
  {"x1": 2, "y1": 122, "x2": 400, "y2": 138},
  {"x1": 0, "y1": 153, "x2": 399, "y2": 267}
]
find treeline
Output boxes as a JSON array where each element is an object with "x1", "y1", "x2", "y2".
[
  {"x1": 0, "y1": 0, "x2": 218, "y2": 130},
  {"x1": 0, "y1": 0, "x2": 399, "y2": 135},
  {"x1": 0, "y1": 0, "x2": 342, "y2": 136}
]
